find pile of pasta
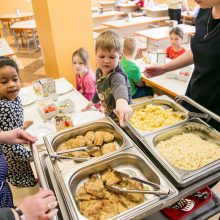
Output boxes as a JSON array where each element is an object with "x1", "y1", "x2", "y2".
[
  {"x1": 156, "y1": 133, "x2": 220, "y2": 170},
  {"x1": 129, "y1": 104, "x2": 183, "y2": 131}
]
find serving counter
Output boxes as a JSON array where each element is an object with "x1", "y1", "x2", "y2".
[{"x1": 22, "y1": 79, "x2": 220, "y2": 219}]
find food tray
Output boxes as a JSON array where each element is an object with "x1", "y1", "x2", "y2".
[
  {"x1": 39, "y1": 102, "x2": 59, "y2": 121},
  {"x1": 59, "y1": 146, "x2": 178, "y2": 220},
  {"x1": 44, "y1": 117, "x2": 134, "y2": 172},
  {"x1": 126, "y1": 95, "x2": 188, "y2": 138},
  {"x1": 143, "y1": 118, "x2": 220, "y2": 187}
]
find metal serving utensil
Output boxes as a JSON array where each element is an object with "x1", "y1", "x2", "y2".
[
  {"x1": 106, "y1": 185, "x2": 171, "y2": 196},
  {"x1": 114, "y1": 171, "x2": 161, "y2": 190},
  {"x1": 106, "y1": 171, "x2": 171, "y2": 196},
  {"x1": 48, "y1": 146, "x2": 99, "y2": 161}
]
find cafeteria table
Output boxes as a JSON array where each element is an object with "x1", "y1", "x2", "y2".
[{"x1": 134, "y1": 24, "x2": 195, "y2": 49}]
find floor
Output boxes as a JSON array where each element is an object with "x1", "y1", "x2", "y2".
[{"x1": 3, "y1": 32, "x2": 220, "y2": 219}]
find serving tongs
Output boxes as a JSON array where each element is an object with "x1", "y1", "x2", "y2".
[
  {"x1": 107, "y1": 171, "x2": 172, "y2": 196},
  {"x1": 48, "y1": 146, "x2": 98, "y2": 162}
]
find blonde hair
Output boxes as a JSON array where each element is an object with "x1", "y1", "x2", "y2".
[
  {"x1": 95, "y1": 30, "x2": 123, "y2": 54},
  {"x1": 123, "y1": 37, "x2": 137, "y2": 56}
]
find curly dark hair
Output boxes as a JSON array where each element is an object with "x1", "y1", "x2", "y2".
[{"x1": 0, "y1": 56, "x2": 19, "y2": 74}]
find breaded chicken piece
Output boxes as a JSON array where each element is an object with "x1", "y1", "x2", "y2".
[
  {"x1": 88, "y1": 148, "x2": 102, "y2": 157},
  {"x1": 79, "y1": 200, "x2": 102, "y2": 220},
  {"x1": 119, "y1": 194, "x2": 139, "y2": 209},
  {"x1": 75, "y1": 135, "x2": 87, "y2": 147},
  {"x1": 94, "y1": 131, "x2": 105, "y2": 146},
  {"x1": 119, "y1": 179, "x2": 144, "y2": 202},
  {"x1": 101, "y1": 143, "x2": 116, "y2": 155},
  {"x1": 76, "y1": 185, "x2": 96, "y2": 201},
  {"x1": 103, "y1": 131, "x2": 114, "y2": 143},
  {"x1": 103, "y1": 189, "x2": 119, "y2": 202},
  {"x1": 85, "y1": 131, "x2": 95, "y2": 146},
  {"x1": 118, "y1": 202, "x2": 128, "y2": 213},
  {"x1": 68, "y1": 151, "x2": 90, "y2": 158},
  {"x1": 85, "y1": 174, "x2": 105, "y2": 198},
  {"x1": 57, "y1": 138, "x2": 76, "y2": 151},
  {"x1": 101, "y1": 170, "x2": 122, "y2": 186},
  {"x1": 100, "y1": 200, "x2": 119, "y2": 219}
]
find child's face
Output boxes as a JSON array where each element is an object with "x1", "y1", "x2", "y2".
[
  {"x1": 72, "y1": 55, "x2": 88, "y2": 75},
  {"x1": 169, "y1": 33, "x2": 182, "y2": 47},
  {"x1": 96, "y1": 48, "x2": 121, "y2": 75},
  {"x1": 0, "y1": 66, "x2": 21, "y2": 101}
]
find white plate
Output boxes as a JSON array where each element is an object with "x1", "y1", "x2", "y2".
[
  {"x1": 26, "y1": 123, "x2": 56, "y2": 145},
  {"x1": 55, "y1": 78, "x2": 73, "y2": 95},
  {"x1": 72, "y1": 111, "x2": 105, "y2": 126},
  {"x1": 19, "y1": 90, "x2": 36, "y2": 106},
  {"x1": 20, "y1": 93, "x2": 36, "y2": 106}
]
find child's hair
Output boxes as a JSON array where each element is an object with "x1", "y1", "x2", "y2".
[
  {"x1": 95, "y1": 30, "x2": 123, "y2": 54},
  {"x1": 169, "y1": 27, "x2": 184, "y2": 39},
  {"x1": 123, "y1": 37, "x2": 137, "y2": 56},
  {"x1": 72, "y1": 48, "x2": 89, "y2": 66},
  {"x1": 0, "y1": 56, "x2": 19, "y2": 74}
]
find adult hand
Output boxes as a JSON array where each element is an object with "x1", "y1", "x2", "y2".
[
  {"x1": 0, "y1": 128, "x2": 37, "y2": 144},
  {"x1": 144, "y1": 65, "x2": 166, "y2": 78},
  {"x1": 82, "y1": 101, "x2": 94, "y2": 111},
  {"x1": 115, "y1": 98, "x2": 133, "y2": 127},
  {"x1": 19, "y1": 188, "x2": 58, "y2": 220}
]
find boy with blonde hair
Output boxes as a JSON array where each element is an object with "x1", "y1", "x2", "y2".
[
  {"x1": 83, "y1": 30, "x2": 132, "y2": 126},
  {"x1": 120, "y1": 37, "x2": 154, "y2": 99}
]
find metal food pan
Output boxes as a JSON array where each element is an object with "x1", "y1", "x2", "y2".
[
  {"x1": 126, "y1": 95, "x2": 188, "y2": 138},
  {"x1": 143, "y1": 118, "x2": 220, "y2": 187},
  {"x1": 60, "y1": 147, "x2": 178, "y2": 220},
  {"x1": 44, "y1": 117, "x2": 134, "y2": 172}
]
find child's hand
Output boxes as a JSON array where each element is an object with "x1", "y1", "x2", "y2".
[
  {"x1": 82, "y1": 101, "x2": 94, "y2": 111},
  {"x1": 24, "y1": 120, "x2": 34, "y2": 130},
  {"x1": 115, "y1": 98, "x2": 133, "y2": 127}
]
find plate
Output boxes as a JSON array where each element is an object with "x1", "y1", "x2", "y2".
[
  {"x1": 19, "y1": 90, "x2": 36, "y2": 106},
  {"x1": 26, "y1": 123, "x2": 56, "y2": 145},
  {"x1": 72, "y1": 111, "x2": 105, "y2": 126},
  {"x1": 20, "y1": 94, "x2": 36, "y2": 106},
  {"x1": 55, "y1": 78, "x2": 73, "y2": 95}
]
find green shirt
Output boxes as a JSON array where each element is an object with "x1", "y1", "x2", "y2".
[{"x1": 120, "y1": 56, "x2": 141, "y2": 96}]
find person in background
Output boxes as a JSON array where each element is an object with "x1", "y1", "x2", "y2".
[
  {"x1": 166, "y1": 27, "x2": 186, "y2": 59},
  {"x1": 72, "y1": 48, "x2": 96, "y2": 101},
  {"x1": 0, "y1": 57, "x2": 36, "y2": 188},
  {"x1": 167, "y1": 0, "x2": 190, "y2": 24},
  {"x1": 144, "y1": 0, "x2": 220, "y2": 132},
  {"x1": 72, "y1": 48, "x2": 101, "y2": 110},
  {"x1": 83, "y1": 30, "x2": 133, "y2": 127},
  {"x1": 0, "y1": 128, "x2": 58, "y2": 220},
  {"x1": 120, "y1": 37, "x2": 154, "y2": 99}
]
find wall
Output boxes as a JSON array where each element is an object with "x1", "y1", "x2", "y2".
[
  {"x1": 32, "y1": 0, "x2": 96, "y2": 86},
  {"x1": 0, "y1": 0, "x2": 33, "y2": 14}
]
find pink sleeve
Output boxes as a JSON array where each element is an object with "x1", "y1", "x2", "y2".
[
  {"x1": 83, "y1": 75, "x2": 96, "y2": 94},
  {"x1": 84, "y1": 93, "x2": 94, "y2": 101}
]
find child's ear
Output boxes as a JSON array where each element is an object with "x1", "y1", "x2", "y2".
[{"x1": 119, "y1": 54, "x2": 123, "y2": 60}]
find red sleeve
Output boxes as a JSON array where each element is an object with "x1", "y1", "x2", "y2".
[
  {"x1": 166, "y1": 46, "x2": 172, "y2": 58},
  {"x1": 177, "y1": 48, "x2": 186, "y2": 57}
]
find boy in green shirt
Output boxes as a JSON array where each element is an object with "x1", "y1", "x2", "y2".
[{"x1": 120, "y1": 37, "x2": 154, "y2": 99}]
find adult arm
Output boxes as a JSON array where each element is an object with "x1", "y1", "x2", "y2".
[
  {"x1": 0, "y1": 128, "x2": 37, "y2": 145},
  {"x1": 16, "y1": 189, "x2": 58, "y2": 220},
  {"x1": 144, "y1": 50, "x2": 193, "y2": 78}
]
